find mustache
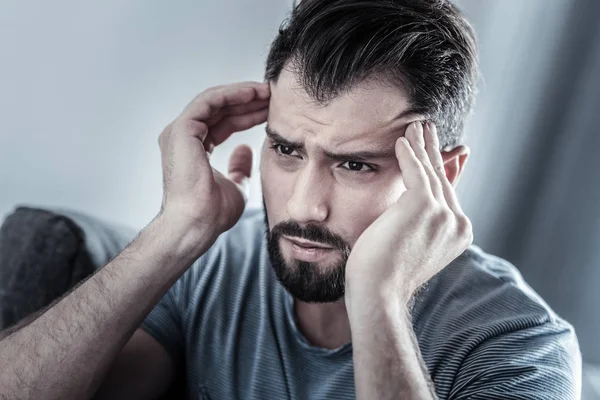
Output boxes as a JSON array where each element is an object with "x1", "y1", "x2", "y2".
[{"x1": 269, "y1": 220, "x2": 351, "y2": 253}]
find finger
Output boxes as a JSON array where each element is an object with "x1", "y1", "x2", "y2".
[
  {"x1": 180, "y1": 86, "x2": 263, "y2": 122},
  {"x1": 204, "y1": 99, "x2": 270, "y2": 126},
  {"x1": 209, "y1": 107, "x2": 269, "y2": 146},
  {"x1": 168, "y1": 118, "x2": 210, "y2": 144},
  {"x1": 204, "y1": 81, "x2": 270, "y2": 100},
  {"x1": 424, "y1": 122, "x2": 463, "y2": 213},
  {"x1": 395, "y1": 136, "x2": 429, "y2": 192},
  {"x1": 181, "y1": 86, "x2": 257, "y2": 121},
  {"x1": 204, "y1": 135, "x2": 215, "y2": 154},
  {"x1": 221, "y1": 99, "x2": 270, "y2": 118},
  {"x1": 228, "y1": 145, "x2": 254, "y2": 200},
  {"x1": 182, "y1": 82, "x2": 266, "y2": 116},
  {"x1": 161, "y1": 121, "x2": 214, "y2": 191},
  {"x1": 204, "y1": 82, "x2": 255, "y2": 93},
  {"x1": 404, "y1": 121, "x2": 444, "y2": 200}
]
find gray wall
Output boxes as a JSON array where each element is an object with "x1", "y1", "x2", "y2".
[
  {"x1": 0, "y1": 0, "x2": 290, "y2": 228},
  {"x1": 457, "y1": 0, "x2": 600, "y2": 363}
]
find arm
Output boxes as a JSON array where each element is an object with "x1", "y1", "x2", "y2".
[
  {"x1": 348, "y1": 295, "x2": 436, "y2": 399},
  {"x1": 0, "y1": 81, "x2": 270, "y2": 400},
  {"x1": 0, "y1": 214, "x2": 209, "y2": 399}
]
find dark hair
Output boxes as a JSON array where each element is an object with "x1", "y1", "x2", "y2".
[{"x1": 265, "y1": 0, "x2": 479, "y2": 149}]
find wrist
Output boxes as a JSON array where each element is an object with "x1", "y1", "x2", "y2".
[
  {"x1": 151, "y1": 209, "x2": 218, "y2": 263},
  {"x1": 345, "y1": 267, "x2": 413, "y2": 307},
  {"x1": 346, "y1": 277, "x2": 412, "y2": 323},
  {"x1": 346, "y1": 286, "x2": 412, "y2": 341}
]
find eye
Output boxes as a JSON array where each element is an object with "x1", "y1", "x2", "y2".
[
  {"x1": 341, "y1": 161, "x2": 374, "y2": 173},
  {"x1": 272, "y1": 143, "x2": 300, "y2": 157}
]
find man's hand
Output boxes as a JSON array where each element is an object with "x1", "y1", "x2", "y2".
[
  {"x1": 345, "y1": 121, "x2": 473, "y2": 306},
  {"x1": 158, "y1": 82, "x2": 270, "y2": 248},
  {"x1": 345, "y1": 121, "x2": 472, "y2": 400}
]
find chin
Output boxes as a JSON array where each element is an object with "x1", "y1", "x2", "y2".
[{"x1": 271, "y1": 253, "x2": 347, "y2": 304}]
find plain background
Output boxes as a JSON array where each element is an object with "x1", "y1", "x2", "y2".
[{"x1": 0, "y1": 0, "x2": 289, "y2": 228}]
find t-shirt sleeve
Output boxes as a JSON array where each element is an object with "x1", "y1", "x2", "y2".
[
  {"x1": 449, "y1": 322, "x2": 582, "y2": 400},
  {"x1": 139, "y1": 277, "x2": 185, "y2": 367}
]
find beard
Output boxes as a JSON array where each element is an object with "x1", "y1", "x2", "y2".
[{"x1": 264, "y1": 204, "x2": 352, "y2": 303}]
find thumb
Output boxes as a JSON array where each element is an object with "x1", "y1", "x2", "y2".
[{"x1": 228, "y1": 144, "x2": 253, "y2": 195}]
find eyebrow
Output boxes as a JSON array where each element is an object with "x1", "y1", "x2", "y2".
[
  {"x1": 323, "y1": 148, "x2": 397, "y2": 162},
  {"x1": 265, "y1": 126, "x2": 304, "y2": 149},
  {"x1": 265, "y1": 125, "x2": 397, "y2": 162}
]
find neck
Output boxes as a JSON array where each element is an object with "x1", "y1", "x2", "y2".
[{"x1": 293, "y1": 297, "x2": 352, "y2": 349}]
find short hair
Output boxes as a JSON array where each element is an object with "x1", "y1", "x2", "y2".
[{"x1": 265, "y1": 0, "x2": 479, "y2": 149}]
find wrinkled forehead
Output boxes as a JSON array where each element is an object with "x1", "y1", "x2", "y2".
[{"x1": 267, "y1": 68, "x2": 416, "y2": 145}]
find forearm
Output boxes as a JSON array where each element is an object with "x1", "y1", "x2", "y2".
[
  {"x1": 0, "y1": 213, "x2": 209, "y2": 400},
  {"x1": 349, "y1": 292, "x2": 437, "y2": 400},
  {"x1": 0, "y1": 302, "x2": 61, "y2": 341}
]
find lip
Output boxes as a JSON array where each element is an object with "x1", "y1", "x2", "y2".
[
  {"x1": 282, "y1": 235, "x2": 333, "y2": 250},
  {"x1": 280, "y1": 236, "x2": 336, "y2": 263}
]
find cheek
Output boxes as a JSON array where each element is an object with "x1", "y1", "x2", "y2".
[
  {"x1": 335, "y1": 176, "x2": 406, "y2": 245},
  {"x1": 260, "y1": 153, "x2": 294, "y2": 227}
]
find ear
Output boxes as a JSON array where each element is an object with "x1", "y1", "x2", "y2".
[{"x1": 441, "y1": 145, "x2": 470, "y2": 186}]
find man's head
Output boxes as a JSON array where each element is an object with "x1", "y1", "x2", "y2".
[{"x1": 260, "y1": 0, "x2": 478, "y2": 303}]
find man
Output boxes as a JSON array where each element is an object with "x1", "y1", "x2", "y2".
[{"x1": 0, "y1": 0, "x2": 581, "y2": 399}]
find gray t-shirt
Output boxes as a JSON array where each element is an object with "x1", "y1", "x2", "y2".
[{"x1": 141, "y1": 209, "x2": 581, "y2": 399}]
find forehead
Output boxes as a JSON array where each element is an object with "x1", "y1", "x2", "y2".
[{"x1": 268, "y1": 68, "x2": 414, "y2": 144}]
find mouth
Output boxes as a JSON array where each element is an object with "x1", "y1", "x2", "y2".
[
  {"x1": 282, "y1": 235, "x2": 333, "y2": 250},
  {"x1": 280, "y1": 236, "x2": 336, "y2": 262}
]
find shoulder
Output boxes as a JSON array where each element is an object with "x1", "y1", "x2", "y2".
[
  {"x1": 414, "y1": 245, "x2": 569, "y2": 333},
  {"x1": 413, "y1": 246, "x2": 581, "y2": 397}
]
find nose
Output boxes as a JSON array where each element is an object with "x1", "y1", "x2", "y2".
[{"x1": 285, "y1": 162, "x2": 330, "y2": 224}]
